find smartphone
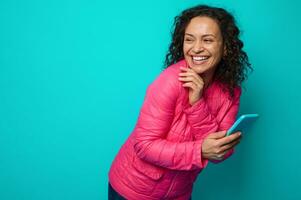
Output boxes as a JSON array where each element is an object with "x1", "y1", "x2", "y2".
[{"x1": 226, "y1": 114, "x2": 259, "y2": 136}]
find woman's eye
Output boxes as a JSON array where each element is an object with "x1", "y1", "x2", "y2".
[
  {"x1": 204, "y1": 39, "x2": 213, "y2": 43},
  {"x1": 184, "y1": 38, "x2": 193, "y2": 42}
]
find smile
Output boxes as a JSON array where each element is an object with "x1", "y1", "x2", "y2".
[{"x1": 192, "y1": 56, "x2": 209, "y2": 61}]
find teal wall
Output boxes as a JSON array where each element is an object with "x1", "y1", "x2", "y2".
[{"x1": 1, "y1": 0, "x2": 300, "y2": 199}]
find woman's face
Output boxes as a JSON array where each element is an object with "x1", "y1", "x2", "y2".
[{"x1": 183, "y1": 16, "x2": 224, "y2": 75}]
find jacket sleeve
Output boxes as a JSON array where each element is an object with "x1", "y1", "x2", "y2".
[
  {"x1": 210, "y1": 87, "x2": 242, "y2": 163},
  {"x1": 183, "y1": 97, "x2": 219, "y2": 140},
  {"x1": 133, "y1": 68, "x2": 209, "y2": 171}
]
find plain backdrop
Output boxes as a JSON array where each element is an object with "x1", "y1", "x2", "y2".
[{"x1": 1, "y1": 0, "x2": 300, "y2": 199}]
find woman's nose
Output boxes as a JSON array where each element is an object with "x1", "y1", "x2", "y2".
[{"x1": 192, "y1": 41, "x2": 204, "y2": 53}]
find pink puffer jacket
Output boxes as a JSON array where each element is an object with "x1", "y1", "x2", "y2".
[{"x1": 108, "y1": 59, "x2": 241, "y2": 200}]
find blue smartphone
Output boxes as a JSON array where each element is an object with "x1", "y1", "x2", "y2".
[{"x1": 226, "y1": 114, "x2": 259, "y2": 136}]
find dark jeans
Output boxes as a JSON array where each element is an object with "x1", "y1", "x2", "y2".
[
  {"x1": 108, "y1": 182, "x2": 126, "y2": 200},
  {"x1": 108, "y1": 182, "x2": 192, "y2": 200}
]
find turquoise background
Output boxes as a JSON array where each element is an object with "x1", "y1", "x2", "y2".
[{"x1": 1, "y1": 0, "x2": 300, "y2": 199}]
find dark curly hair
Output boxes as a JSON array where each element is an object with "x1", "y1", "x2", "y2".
[{"x1": 164, "y1": 4, "x2": 252, "y2": 97}]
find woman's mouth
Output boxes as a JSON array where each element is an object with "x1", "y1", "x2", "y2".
[{"x1": 192, "y1": 56, "x2": 209, "y2": 65}]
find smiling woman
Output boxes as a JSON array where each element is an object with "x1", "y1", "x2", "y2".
[
  {"x1": 183, "y1": 17, "x2": 224, "y2": 87},
  {"x1": 108, "y1": 4, "x2": 252, "y2": 200}
]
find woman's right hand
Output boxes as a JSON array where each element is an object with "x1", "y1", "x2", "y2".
[
  {"x1": 201, "y1": 131, "x2": 242, "y2": 160},
  {"x1": 179, "y1": 66, "x2": 205, "y2": 106}
]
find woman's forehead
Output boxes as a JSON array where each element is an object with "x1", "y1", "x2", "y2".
[{"x1": 185, "y1": 16, "x2": 221, "y2": 36}]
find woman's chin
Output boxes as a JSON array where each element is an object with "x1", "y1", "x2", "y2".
[{"x1": 188, "y1": 64, "x2": 206, "y2": 74}]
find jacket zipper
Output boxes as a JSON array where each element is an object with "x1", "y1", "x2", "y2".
[{"x1": 163, "y1": 172, "x2": 179, "y2": 199}]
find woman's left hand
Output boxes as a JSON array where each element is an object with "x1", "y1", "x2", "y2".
[{"x1": 178, "y1": 66, "x2": 205, "y2": 105}]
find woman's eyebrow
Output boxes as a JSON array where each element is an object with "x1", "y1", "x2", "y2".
[
  {"x1": 202, "y1": 34, "x2": 216, "y2": 38},
  {"x1": 185, "y1": 33, "x2": 216, "y2": 38},
  {"x1": 184, "y1": 33, "x2": 195, "y2": 37}
]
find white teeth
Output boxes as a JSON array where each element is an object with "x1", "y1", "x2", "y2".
[{"x1": 193, "y1": 56, "x2": 209, "y2": 61}]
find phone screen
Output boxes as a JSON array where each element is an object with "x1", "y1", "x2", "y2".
[{"x1": 226, "y1": 114, "x2": 259, "y2": 136}]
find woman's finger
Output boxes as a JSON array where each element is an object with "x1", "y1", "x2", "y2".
[
  {"x1": 217, "y1": 132, "x2": 241, "y2": 146},
  {"x1": 179, "y1": 74, "x2": 203, "y2": 86},
  {"x1": 180, "y1": 66, "x2": 192, "y2": 71},
  {"x1": 179, "y1": 72, "x2": 203, "y2": 88},
  {"x1": 213, "y1": 154, "x2": 225, "y2": 160},
  {"x1": 182, "y1": 82, "x2": 198, "y2": 90},
  {"x1": 219, "y1": 139, "x2": 240, "y2": 153},
  {"x1": 178, "y1": 77, "x2": 202, "y2": 88},
  {"x1": 179, "y1": 69, "x2": 204, "y2": 83},
  {"x1": 215, "y1": 149, "x2": 231, "y2": 160}
]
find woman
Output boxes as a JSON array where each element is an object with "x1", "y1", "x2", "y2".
[{"x1": 108, "y1": 4, "x2": 251, "y2": 200}]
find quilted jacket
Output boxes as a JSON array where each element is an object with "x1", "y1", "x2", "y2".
[{"x1": 108, "y1": 59, "x2": 241, "y2": 200}]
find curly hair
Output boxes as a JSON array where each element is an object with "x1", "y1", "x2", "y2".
[{"x1": 164, "y1": 4, "x2": 252, "y2": 97}]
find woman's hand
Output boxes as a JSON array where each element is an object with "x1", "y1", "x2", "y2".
[
  {"x1": 178, "y1": 66, "x2": 205, "y2": 106},
  {"x1": 201, "y1": 131, "x2": 242, "y2": 160}
]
